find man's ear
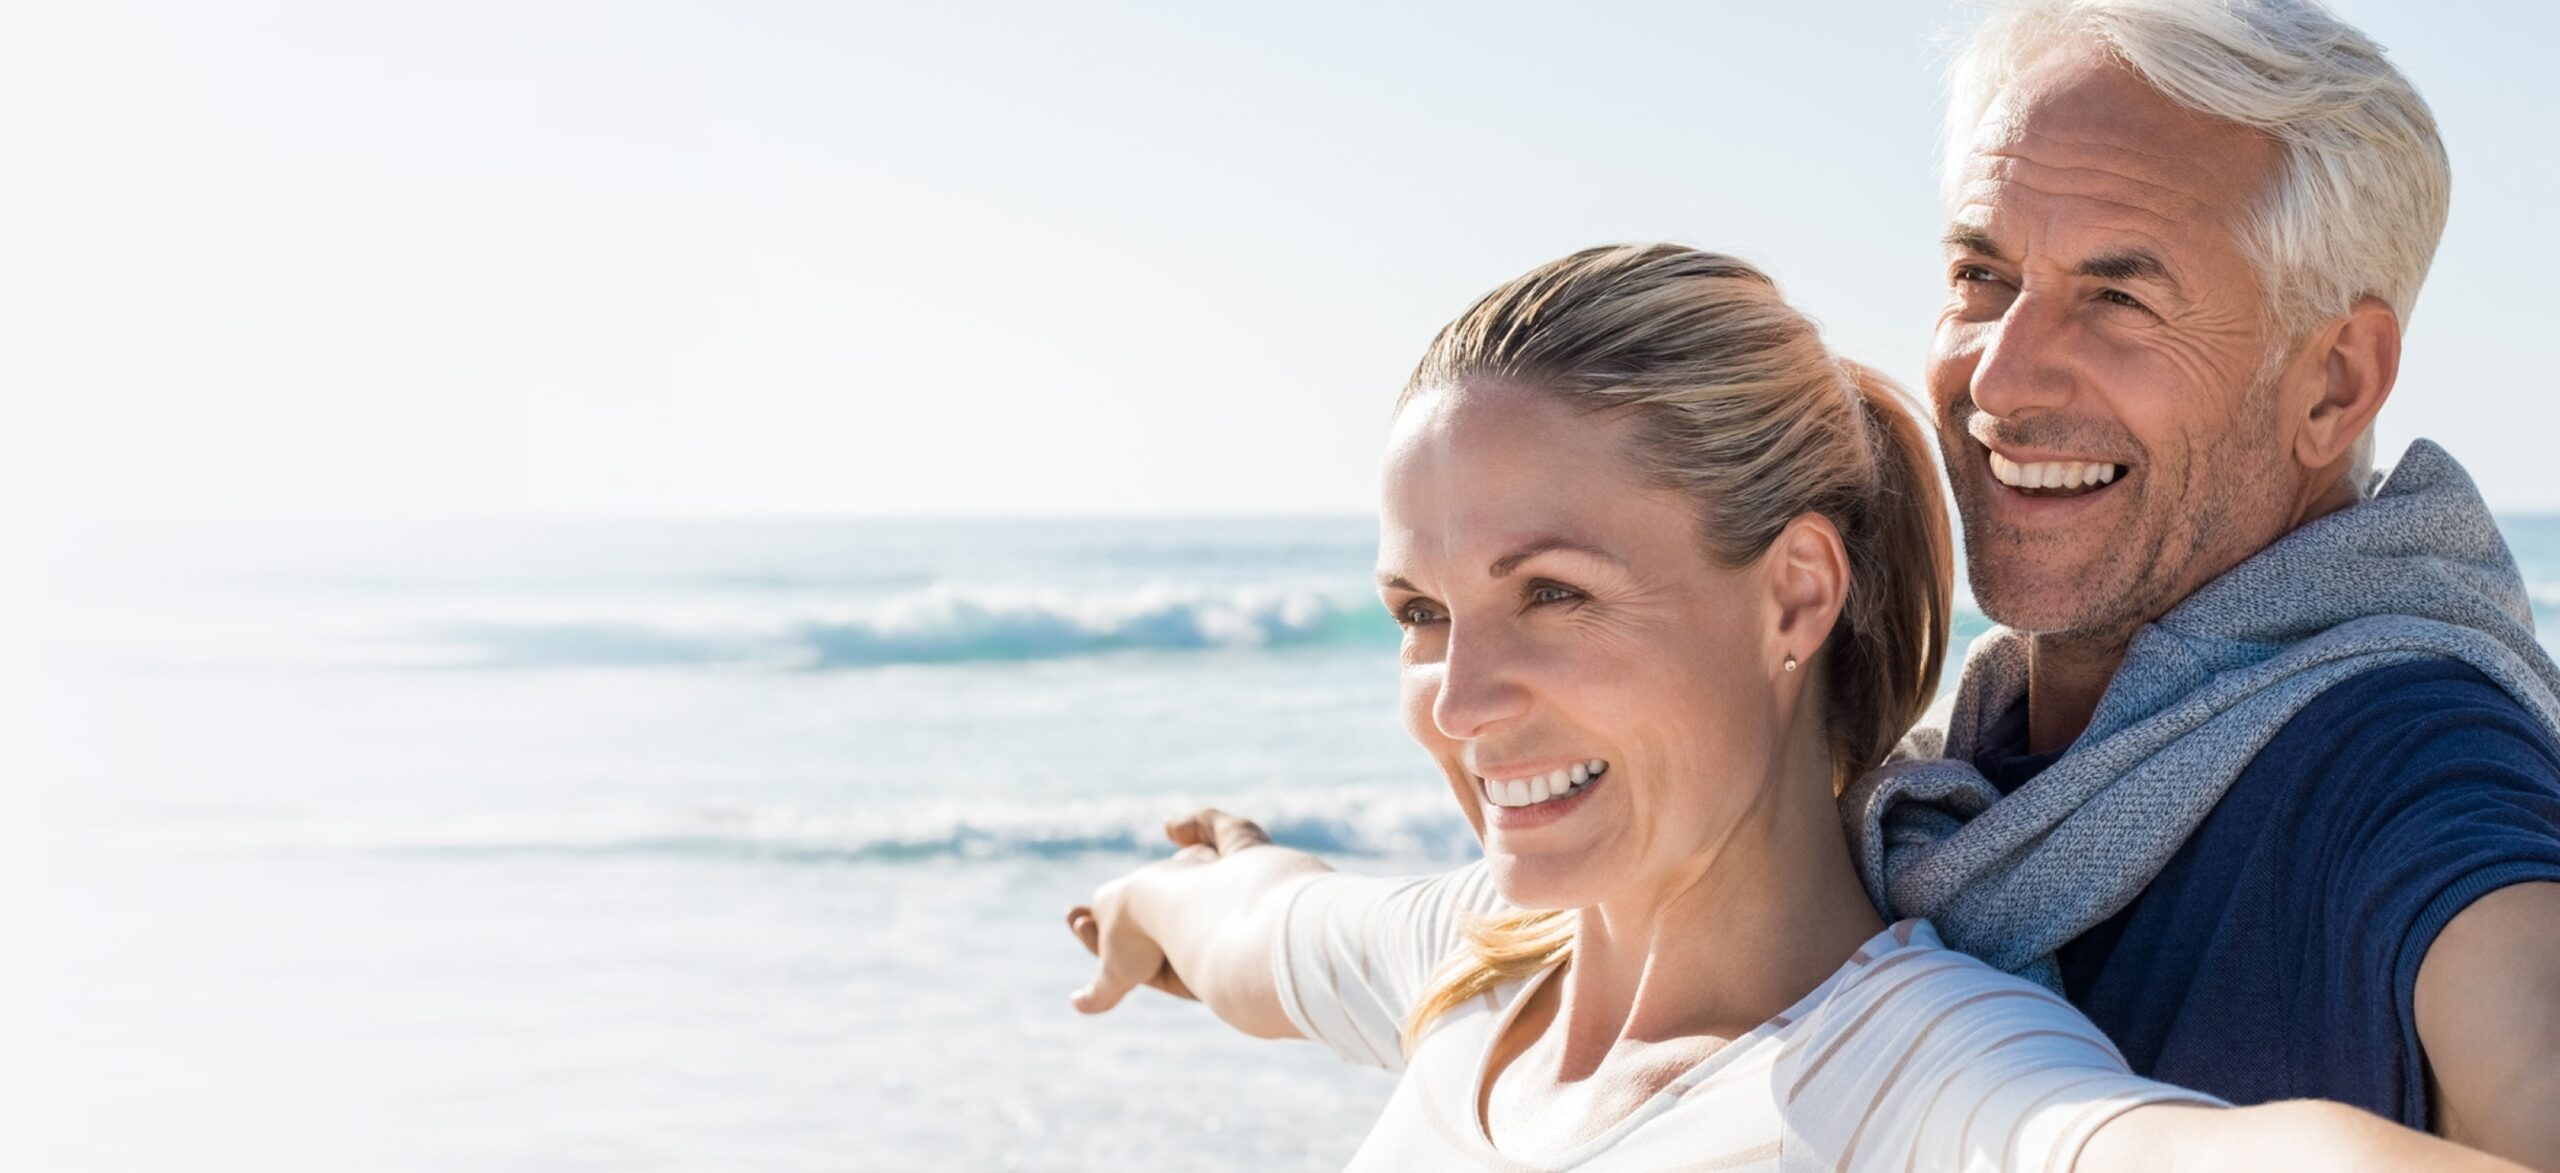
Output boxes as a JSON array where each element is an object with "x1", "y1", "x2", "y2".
[
  {"x1": 2292, "y1": 295, "x2": 2402, "y2": 472},
  {"x1": 1767, "y1": 512, "x2": 1850, "y2": 671}
]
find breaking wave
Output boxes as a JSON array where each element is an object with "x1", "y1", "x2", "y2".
[
  {"x1": 413, "y1": 581, "x2": 1400, "y2": 669},
  {"x1": 106, "y1": 787, "x2": 1484, "y2": 865}
]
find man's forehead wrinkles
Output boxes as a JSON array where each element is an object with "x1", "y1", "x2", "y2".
[
  {"x1": 1968, "y1": 147, "x2": 2202, "y2": 209},
  {"x1": 1999, "y1": 116, "x2": 2196, "y2": 165},
  {"x1": 1948, "y1": 184, "x2": 2195, "y2": 254},
  {"x1": 1971, "y1": 94, "x2": 2279, "y2": 201}
]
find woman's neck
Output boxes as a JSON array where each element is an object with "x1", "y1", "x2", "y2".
[{"x1": 1551, "y1": 751, "x2": 1886, "y2": 1065}]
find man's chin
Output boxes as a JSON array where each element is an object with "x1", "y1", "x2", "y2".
[{"x1": 1966, "y1": 564, "x2": 2125, "y2": 638}]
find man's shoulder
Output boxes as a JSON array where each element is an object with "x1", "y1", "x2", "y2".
[
  {"x1": 2256, "y1": 657, "x2": 2560, "y2": 777},
  {"x1": 2203, "y1": 657, "x2": 2560, "y2": 871}
]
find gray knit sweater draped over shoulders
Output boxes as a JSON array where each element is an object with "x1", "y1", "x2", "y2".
[{"x1": 1843, "y1": 440, "x2": 2560, "y2": 986}]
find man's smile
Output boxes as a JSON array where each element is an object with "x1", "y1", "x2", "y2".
[
  {"x1": 1987, "y1": 449, "x2": 2123, "y2": 495},
  {"x1": 1975, "y1": 440, "x2": 2136, "y2": 507}
]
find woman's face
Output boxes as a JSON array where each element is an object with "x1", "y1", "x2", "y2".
[{"x1": 1377, "y1": 381, "x2": 1795, "y2": 911}]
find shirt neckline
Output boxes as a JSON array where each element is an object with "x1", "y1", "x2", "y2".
[{"x1": 1459, "y1": 919, "x2": 1928, "y2": 1168}]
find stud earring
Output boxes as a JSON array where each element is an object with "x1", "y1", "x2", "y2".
[{"x1": 1783, "y1": 654, "x2": 1799, "y2": 673}]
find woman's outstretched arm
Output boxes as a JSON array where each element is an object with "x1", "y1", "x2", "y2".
[
  {"x1": 2078, "y1": 1100, "x2": 2533, "y2": 1172},
  {"x1": 1066, "y1": 808, "x2": 1331, "y2": 1038}
]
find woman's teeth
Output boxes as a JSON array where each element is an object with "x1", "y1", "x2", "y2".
[
  {"x1": 1480, "y1": 760, "x2": 1607, "y2": 808},
  {"x1": 1988, "y1": 451, "x2": 2123, "y2": 495}
]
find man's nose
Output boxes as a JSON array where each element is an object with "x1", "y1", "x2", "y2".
[
  {"x1": 1431, "y1": 621, "x2": 1532, "y2": 741},
  {"x1": 1968, "y1": 295, "x2": 2077, "y2": 419}
]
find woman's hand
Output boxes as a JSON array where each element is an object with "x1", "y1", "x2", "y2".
[{"x1": 1062, "y1": 808, "x2": 1325, "y2": 1037}]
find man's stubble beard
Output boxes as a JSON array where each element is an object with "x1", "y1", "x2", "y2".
[{"x1": 1946, "y1": 374, "x2": 2285, "y2": 651}]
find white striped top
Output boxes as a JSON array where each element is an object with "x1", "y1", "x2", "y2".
[{"x1": 1269, "y1": 864, "x2": 2222, "y2": 1172}]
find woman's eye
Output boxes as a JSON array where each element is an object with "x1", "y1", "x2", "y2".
[
  {"x1": 1527, "y1": 583, "x2": 1580, "y2": 607},
  {"x1": 1392, "y1": 601, "x2": 1443, "y2": 627}
]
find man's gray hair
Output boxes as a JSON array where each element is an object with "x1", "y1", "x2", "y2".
[{"x1": 1944, "y1": 0, "x2": 2451, "y2": 341}]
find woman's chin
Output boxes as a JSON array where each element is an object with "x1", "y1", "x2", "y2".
[{"x1": 1485, "y1": 853, "x2": 1606, "y2": 912}]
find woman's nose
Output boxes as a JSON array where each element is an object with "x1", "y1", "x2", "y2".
[{"x1": 1430, "y1": 623, "x2": 1532, "y2": 740}]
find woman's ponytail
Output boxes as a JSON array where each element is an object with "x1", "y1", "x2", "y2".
[{"x1": 1828, "y1": 361, "x2": 1953, "y2": 779}]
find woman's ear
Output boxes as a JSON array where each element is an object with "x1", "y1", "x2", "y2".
[{"x1": 1765, "y1": 512, "x2": 1850, "y2": 671}]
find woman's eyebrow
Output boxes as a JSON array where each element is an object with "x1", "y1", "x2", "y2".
[
  {"x1": 1487, "y1": 537, "x2": 1623, "y2": 579},
  {"x1": 1376, "y1": 537, "x2": 1622, "y2": 591}
]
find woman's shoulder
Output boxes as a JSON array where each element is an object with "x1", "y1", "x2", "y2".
[
  {"x1": 1786, "y1": 920, "x2": 2128, "y2": 1088},
  {"x1": 1828, "y1": 920, "x2": 2072, "y2": 1000},
  {"x1": 1774, "y1": 922, "x2": 2221, "y2": 1171},
  {"x1": 1775, "y1": 922, "x2": 2148, "y2": 1136}
]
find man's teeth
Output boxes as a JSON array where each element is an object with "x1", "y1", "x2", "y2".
[
  {"x1": 1987, "y1": 451, "x2": 2122, "y2": 492},
  {"x1": 1481, "y1": 760, "x2": 1608, "y2": 808}
]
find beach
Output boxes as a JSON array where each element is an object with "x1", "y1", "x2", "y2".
[{"x1": 27, "y1": 512, "x2": 2560, "y2": 1170}]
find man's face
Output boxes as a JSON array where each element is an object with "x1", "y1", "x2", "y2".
[{"x1": 1929, "y1": 49, "x2": 2309, "y2": 642}]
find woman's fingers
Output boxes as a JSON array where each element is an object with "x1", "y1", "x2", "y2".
[
  {"x1": 1162, "y1": 808, "x2": 1272, "y2": 855},
  {"x1": 1202, "y1": 810, "x2": 1273, "y2": 855},
  {"x1": 1068, "y1": 811, "x2": 1256, "y2": 1015},
  {"x1": 1065, "y1": 905, "x2": 1101, "y2": 957},
  {"x1": 1163, "y1": 812, "x2": 1211, "y2": 848},
  {"x1": 1069, "y1": 905, "x2": 1166, "y2": 1015},
  {"x1": 1149, "y1": 959, "x2": 1197, "y2": 1002},
  {"x1": 1067, "y1": 903, "x2": 1197, "y2": 1001}
]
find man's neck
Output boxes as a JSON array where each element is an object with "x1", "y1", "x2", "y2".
[
  {"x1": 2025, "y1": 627, "x2": 2135, "y2": 754},
  {"x1": 2018, "y1": 467, "x2": 2371, "y2": 755}
]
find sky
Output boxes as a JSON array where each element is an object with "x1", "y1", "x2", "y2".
[{"x1": 6, "y1": 0, "x2": 2555, "y2": 521}]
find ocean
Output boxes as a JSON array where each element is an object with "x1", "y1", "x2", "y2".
[{"x1": 25, "y1": 513, "x2": 2560, "y2": 1171}]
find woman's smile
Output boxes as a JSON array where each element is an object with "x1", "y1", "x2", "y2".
[
  {"x1": 1477, "y1": 759, "x2": 1610, "y2": 829},
  {"x1": 1475, "y1": 758, "x2": 1609, "y2": 809}
]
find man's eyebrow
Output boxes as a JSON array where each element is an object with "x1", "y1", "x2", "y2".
[
  {"x1": 1943, "y1": 227, "x2": 2003, "y2": 258},
  {"x1": 1945, "y1": 229, "x2": 2184, "y2": 297},
  {"x1": 1376, "y1": 571, "x2": 1415, "y2": 591},
  {"x1": 2078, "y1": 249, "x2": 2178, "y2": 288}
]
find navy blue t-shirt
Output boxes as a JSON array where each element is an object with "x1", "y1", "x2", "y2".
[{"x1": 1974, "y1": 658, "x2": 2560, "y2": 1128}]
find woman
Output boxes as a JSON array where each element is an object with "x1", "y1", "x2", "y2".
[{"x1": 1065, "y1": 245, "x2": 2516, "y2": 1171}]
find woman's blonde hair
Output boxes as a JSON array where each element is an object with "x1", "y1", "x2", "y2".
[{"x1": 1396, "y1": 244, "x2": 1954, "y2": 1049}]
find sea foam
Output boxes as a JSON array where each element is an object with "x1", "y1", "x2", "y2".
[
  {"x1": 412, "y1": 582, "x2": 1397, "y2": 669},
  {"x1": 95, "y1": 786, "x2": 1484, "y2": 865}
]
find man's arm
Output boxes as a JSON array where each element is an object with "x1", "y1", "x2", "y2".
[
  {"x1": 1065, "y1": 808, "x2": 1330, "y2": 1039},
  {"x1": 2416, "y1": 880, "x2": 2560, "y2": 1169}
]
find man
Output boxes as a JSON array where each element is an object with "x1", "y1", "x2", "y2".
[
  {"x1": 1075, "y1": 0, "x2": 2560, "y2": 1163},
  {"x1": 1842, "y1": 0, "x2": 2560, "y2": 1164}
]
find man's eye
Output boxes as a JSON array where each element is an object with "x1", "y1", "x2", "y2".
[
  {"x1": 1392, "y1": 601, "x2": 1443, "y2": 627},
  {"x1": 1953, "y1": 265, "x2": 1995, "y2": 284},
  {"x1": 2098, "y1": 288, "x2": 2150, "y2": 312}
]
